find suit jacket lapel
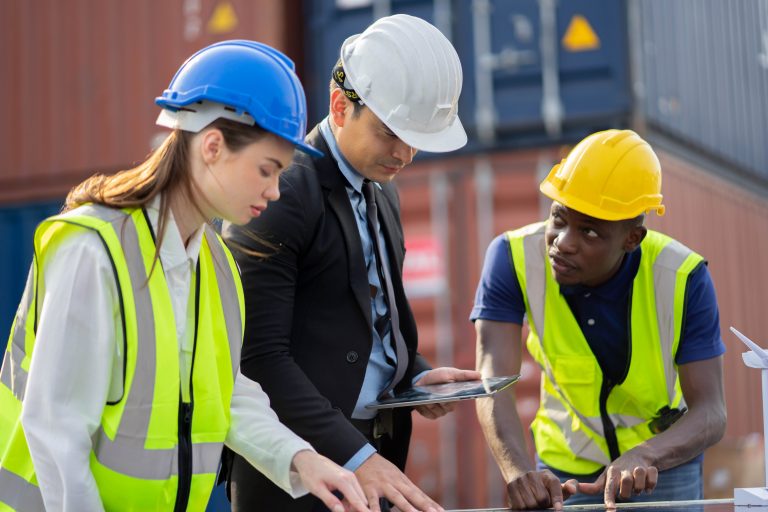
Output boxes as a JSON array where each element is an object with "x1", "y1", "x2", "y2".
[{"x1": 308, "y1": 127, "x2": 372, "y2": 329}]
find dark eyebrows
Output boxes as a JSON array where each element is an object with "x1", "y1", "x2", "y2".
[
  {"x1": 266, "y1": 157, "x2": 285, "y2": 169},
  {"x1": 379, "y1": 121, "x2": 396, "y2": 136},
  {"x1": 552, "y1": 204, "x2": 604, "y2": 229}
]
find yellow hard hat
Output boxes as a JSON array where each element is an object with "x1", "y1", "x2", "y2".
[{"x1": 539, "y1": 129, "x2": 665, "y2": 221}]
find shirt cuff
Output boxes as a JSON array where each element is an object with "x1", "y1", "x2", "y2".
[
  {"x1": 343, "y1": 444, "x2": 377, "y2": 471},
  {"x1": 411, "y1": 370, "x2": 429, "y2": 386}
]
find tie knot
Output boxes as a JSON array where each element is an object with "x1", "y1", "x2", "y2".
[{"x1": 362, "y1": 179, "x2": 376, "y2": 206}]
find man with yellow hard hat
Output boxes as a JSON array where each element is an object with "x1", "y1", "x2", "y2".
[{"x1": 471, "y1": 129, "x2": 727, "y2": 509}]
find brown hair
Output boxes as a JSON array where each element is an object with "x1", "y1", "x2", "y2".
[{"x1": 65, "y1": 118, "x2": 270, "y2": 266}]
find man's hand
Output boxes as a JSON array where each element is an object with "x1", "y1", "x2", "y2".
[
  {"x1": 355, "y1": 453, "x2": 443, "y2": 512},
  {"x1": 576, "y1": 452, "x2": 658, "y2": 509},
  {"x1": 505, "y1": 470, "x2": 578, "y2": 510},
  {"x1": 413, "y1": 367, "x2": 481, "y2": 419},
  {"x1": 292, "y1": 450, "x2": 370, "y2": 512}
]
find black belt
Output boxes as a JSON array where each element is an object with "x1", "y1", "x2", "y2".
[{"x1": 350, "y1": 410, "x2": 393, "y2": 442}]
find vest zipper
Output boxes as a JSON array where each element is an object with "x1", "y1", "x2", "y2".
[
  {"x1": 174, "y1": 399, "x2": 194, "y2": 512},
  {"x1": 599, "y1": 379, "x2": 620, "y2": 461},
  {"x1": 601, "y1": 286, "x2": 637, "y2": 465},
  {"x1": 598, "y1": 287, "x2": 634, "y2": 464},
  {"x1": 174, "y1": 261, "x2": 201, "y2": 512}
]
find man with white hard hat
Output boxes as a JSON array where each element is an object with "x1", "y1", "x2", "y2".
[{"x1": 223, "y1": 14, "x2": 479, "y2": 512}]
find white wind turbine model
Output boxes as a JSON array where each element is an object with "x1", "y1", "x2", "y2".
[{"x1": 731, "y1": 326, "x2": 768, "y2": 507}]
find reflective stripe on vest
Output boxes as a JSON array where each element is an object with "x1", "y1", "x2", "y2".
[
  {"x1": 1, "y1": 268, "x2": 36, "y2": 402},
  {"x1": 89, "y1": 218, "x2": 239, "y2": 478},
  {"x1": 204, "y1": 224, "x2": 244, "y2": 377},
  {"x1": 509, "y1": 222, "x2": 702, "y2": 472},
  {"x1": 0, "y1": 204, "x2": 244, "y2": 510},
  {"x1": 0, "y1": 466, "x2": 45, "y2": 512}
]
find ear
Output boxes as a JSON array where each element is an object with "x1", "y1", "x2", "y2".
[
  {"x1": 329, "y1": 88, "x2": 349, "y2": 127},
  {"x1": 624, "y1": 225, "x2": 647, "y2": 252},
  {"x1": 200, "y1": 128, "x2": 224, "y2": 165}
]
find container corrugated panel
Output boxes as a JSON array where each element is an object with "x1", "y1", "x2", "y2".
[
  {"x1": 396, "y1": 148, "x2": 553, "y2": 508},
  {"x1": 453, "y1": 0, "x2": 630, "y2": 139},
  {"x1": 0, "y1": 0, "x2": 301, "y2": 204},
  {"x1": 0, "y1": 200, "x2": 64, "y2": 355},
  {"x1": 647, "y1": 148, "x2": 768, "y2": 441},
  {"x1": 637, "y1": 0, "x2": 768, "y2": 186},
  {"x1": 303, "y1": 0, "x2": 630, "y2": 148},
  {"x1": 396, "y1": 139, "x2": 768, "y2": 506}
]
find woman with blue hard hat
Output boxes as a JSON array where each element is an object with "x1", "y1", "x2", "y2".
[{"x1": 0, "y1": 40, "x2": 369, "y2": 512}]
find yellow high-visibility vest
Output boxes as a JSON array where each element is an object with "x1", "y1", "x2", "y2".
[
  {"x1": 508, "y1": 222, "x2": 703, "y2": 475},
  {"x1": 0, "y1": 204, "x2": 244, "y2": 511}
]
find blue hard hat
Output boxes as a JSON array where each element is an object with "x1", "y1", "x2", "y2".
[{"x1": 156, "y1": 40, "x2": 322, "y2": 157}]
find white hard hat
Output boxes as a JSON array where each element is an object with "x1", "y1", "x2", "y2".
[{"x1": 338, "y1": 14, "x2": 467, "y2": 153}]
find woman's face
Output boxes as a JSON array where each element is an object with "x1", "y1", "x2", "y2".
[{"x1": 195, "y1": 129, "x2": 294, "y2": 225}]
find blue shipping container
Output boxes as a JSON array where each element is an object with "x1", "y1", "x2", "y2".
[
  {"x1": 637, "y1": 0, "x2": 768, "y2": 188},
  {"x1": 303, "y1": 0, "x2": 630, "y2": 148},
  {"x1": 0, "y1": 200, "x2": 63, "y2": 352}
]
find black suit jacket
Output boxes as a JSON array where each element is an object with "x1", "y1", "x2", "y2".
[{"x1": 222, "y1": 126, "x2": 430, "y2": 511}]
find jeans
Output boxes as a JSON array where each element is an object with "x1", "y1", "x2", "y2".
[{"x1": 539, "y1": 457, "x2": 703, "y2": 505}]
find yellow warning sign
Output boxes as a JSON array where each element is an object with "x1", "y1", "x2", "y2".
[
  {"x1": 562, "y1": 15, "x2": 600, "y2": 52},
  {"x1": 207, "y1": 1, "x2": 238, "y2": 34}
]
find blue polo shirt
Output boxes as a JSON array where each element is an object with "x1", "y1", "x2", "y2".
[{"x1": 470, "y1": 232, "x2": 725, "y2": 383}]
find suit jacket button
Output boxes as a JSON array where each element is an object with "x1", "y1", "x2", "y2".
[{"x1": 346, "y1": 351, "x2": 359, "y2": 363}]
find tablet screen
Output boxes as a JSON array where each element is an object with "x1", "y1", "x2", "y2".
[{"x1": 366, "y1": 375, "x2": 519, "y2": 410}]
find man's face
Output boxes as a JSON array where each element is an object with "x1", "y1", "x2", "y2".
[
  {"x1": 330, "y1": 90, "x2": 417, "y2": 183},
  {"x1": 544, "y1": 202, "x2": 645, "y2": 287}
]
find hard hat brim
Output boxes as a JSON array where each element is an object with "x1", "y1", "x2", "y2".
[
  {"x1": 295, "y1": 140, "x2": 324, "y2": 158},
  {"x1": 539, "y1": 180, "x2": 664, "y2": 221},
  {"x1": 156, "y1": 102, "x2": 323, "y2": 158},
  {"x1": 388, "y1": 117, "x2": 468, "y2": 153}
]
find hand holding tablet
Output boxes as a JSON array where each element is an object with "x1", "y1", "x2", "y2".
[{"x1": 366, "y1": 375, "x2": 519, "y2": 410}]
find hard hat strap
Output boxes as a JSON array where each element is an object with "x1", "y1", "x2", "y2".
[{"x1": 332, "y1": 60, "x2": 364, "y2": 105}]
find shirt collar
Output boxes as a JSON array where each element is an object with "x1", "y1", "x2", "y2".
[
  {"x1": 319, "y1": 117, "x2": 369, "y2": 194},
  {"x1": 145, "y1": 195, "x2": 205, "y2": 271},
  {"x1": 560, "y1": 248, "x2": 642, "y2": 301}
]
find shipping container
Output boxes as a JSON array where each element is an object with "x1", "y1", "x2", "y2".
[
  {"x1": 397, "y1": 150, "x2": 550, "y2": 508},
  {"x1": 303, "y1": 0, "x2": 631, "y2": 150},
  {"x1": 0, "y1": 0, "x2": 303, "y2": 204},
  {"x1": 396, "y1": 137, "x2": 768, "y2": 507},
  {"x1": 635, "y1": 0, "x2": 768, "y2": 190},
  {"x1": 0, "y1": 200, "x2": 64, "y2": 352}
]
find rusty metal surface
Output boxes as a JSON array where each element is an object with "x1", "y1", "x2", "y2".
[
  {"x1": 647, "y1": 149, "x2": 768, "y2": 440},
  {"x1": 397, "y1": 148, "x2": 553, "y2": 508},
  {"x1": 0, "y1": 0, "x2": 301, "y2": 204}
]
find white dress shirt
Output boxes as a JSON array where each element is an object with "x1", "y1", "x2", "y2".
[{"x1": 19, "y1": 198, "x2": 312, "y2": 511}]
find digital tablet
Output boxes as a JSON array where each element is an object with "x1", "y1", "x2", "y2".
[{"x1": 366, "y1": 375, "x2": 519, "y2": 410}]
